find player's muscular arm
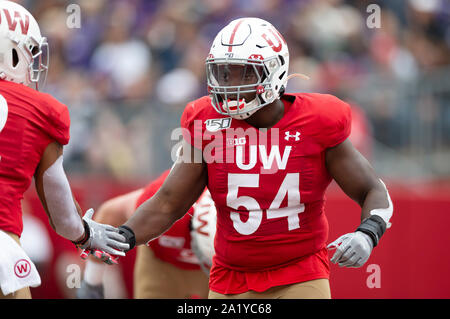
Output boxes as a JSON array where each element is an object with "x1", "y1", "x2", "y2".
[
  {"x1": 34, "y1": 141, "x2": 85, "y2": 242},
  {"x1": 122, "y1": 141, "x2": 207, "y2": 246},
  {"x1": 35, "y1": 142, "x2": 130, "y2": 258},
  {"x1": 325, "y1": 139, "x2": 393, "y2": 268},
  {"x1": 325, "y1": 139, "x2": 389, "y2": 222}
]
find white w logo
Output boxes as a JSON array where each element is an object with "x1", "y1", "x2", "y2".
[{"x1": 236, "y1": 145, "x2": 292, "y2": 171}]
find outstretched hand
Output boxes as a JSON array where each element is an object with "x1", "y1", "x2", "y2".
[{"x1": 79, "y1": 208, "x2": 130, "y2": 256}]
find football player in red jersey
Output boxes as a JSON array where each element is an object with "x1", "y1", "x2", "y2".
[
  {"x1": 117, "y1": 18, "x2": 394, "y2": 299},
  {"x1": 0, "y1": 1, "x2": 128, "y2": 299},
  {"x1": 77, "y1": 169, "x2": 215, "y2": 299}
]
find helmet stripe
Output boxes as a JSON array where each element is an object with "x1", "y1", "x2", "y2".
[{"x1": 228, "y1": 19, "x2": 245, "y2": 53}]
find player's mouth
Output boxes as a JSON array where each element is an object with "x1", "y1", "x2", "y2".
[{"x1": 219, "y1": 98, "x2": 246, "y2": 112}]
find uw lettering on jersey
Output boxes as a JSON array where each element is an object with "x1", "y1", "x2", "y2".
[
  {"x1": 135, "y1": 170, "x2": 201, "y2": 270},
  {"x1": 181, "y1": 93, "x2": 351, "y2": 271},
  {"x1": 0, "y1": 80, "x2": 70, "y2": 237}
]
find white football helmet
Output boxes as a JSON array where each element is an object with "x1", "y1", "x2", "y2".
[
  {"x1": 206, "y1": 17, "x2": 289, "y2": 119},
  {"x1": 190, "y1": 190, "x2": 217, "y2": 274},
  {"x1": 0, "y1": 1, "x2": 48, "y2": 90}
]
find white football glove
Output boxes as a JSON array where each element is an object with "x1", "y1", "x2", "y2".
[
  {"x1": 327, "y1": 231, "x2": 373, "y2": 268},
  {"x1": 78, "y1": 209, "x2": 130, "y2": 256},
  {"x1": 80, "y1": 248, "x2": 119, "y2": 265}
]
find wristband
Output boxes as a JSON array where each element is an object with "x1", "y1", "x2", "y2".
[
  {"x1": 356, "y1": 215, "x2": 386, "y2": 247},
  {"x1": 72, "y1": 220, "x2": 90, "y2": 247},
  {"x1": 118, "y1": 225, "x2": 136, "y2": 252}
]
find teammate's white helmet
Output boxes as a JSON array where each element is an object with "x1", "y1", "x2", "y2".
[
  {"x1": 206, "y1": 17, "x2": 289, "y2": 119},
  {"x1": 190, "y1": 190, "x2": 217, "y2": 274},
  {"x1": 0, "y1": 1, "x2": 48, "y2": 90}
]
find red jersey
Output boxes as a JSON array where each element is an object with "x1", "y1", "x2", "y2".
[
  {"x1": 0, "y1": 80, "x2": 70, "y2": 237},
  {"x1": 135, "y1": 170, "x2": 201, "y2": 270},
  {"x1": 181, "y1": 93, "x2": 351, "y2": 293}
]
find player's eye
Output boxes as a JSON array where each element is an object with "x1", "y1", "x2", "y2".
[
  {"x1": 212, "y1": 65, "x2": 231, "y2": 84},
  {"x1": 31, "y1": 46, "x2": 39, "y2": 56},
  {"x1": 242, "y1": 66, "x2": 261, "y2": 83},
  {"x1": 243, "y1": 72, "x2": 253, "y2": 80},
  {"x1": 221, "y1": 71, "x2": 230, "y2": 81}
]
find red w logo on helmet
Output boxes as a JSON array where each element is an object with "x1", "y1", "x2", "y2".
[
  {"x1": 1, "y1": 9, "x2": 30, "y2": 35},
  {"x1": 261, "y1": 28, "x2": 286, "y2": 53}
]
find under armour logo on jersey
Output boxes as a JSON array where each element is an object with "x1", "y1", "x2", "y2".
[{"x1": 285, "y1": 131, "x2": 301, "y2": 141}]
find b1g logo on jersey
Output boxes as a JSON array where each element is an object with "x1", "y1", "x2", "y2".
[
  {"x1": 227, "y1": 137, "x2": 246, "y2": 147},
  {"x1": 205, "y1": 118, "x2": 232, "y2": 132}
]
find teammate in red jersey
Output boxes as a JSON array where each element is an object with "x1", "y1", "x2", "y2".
[
  {"x1": 0, "y1": 1, "x2": 128, "y2": 299},
  {"x1": 77, "y1": 169, "x2": 215, "y2": 299},
  {"x1": 117, "y1": 18, "x2": 394, "y2": 299}
]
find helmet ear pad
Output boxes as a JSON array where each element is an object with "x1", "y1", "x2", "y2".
[{"x1": 12, "y1": 49, "x2": 19, "y2": 68}]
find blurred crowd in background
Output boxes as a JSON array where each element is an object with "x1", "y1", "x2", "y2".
[{"x1": 15, "y1": 0, "x2": 450, "y2": 180}]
